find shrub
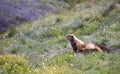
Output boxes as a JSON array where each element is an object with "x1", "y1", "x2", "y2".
[
  {"x1": 64, "y1": 0, "x2": 85, "y2": 9},
  {"x1": 46, "y1": 51, "x2": 73, "y2": 66},
  {"x1": 56, "y1": 16, "x2": 64, "y2": 23},
  {"x1": 110, "y1": 22, "x2": 120, "y2": 32},
  {"x1": 39, "y1": 27, "x2": 63, "y2": 41},
  {"x1": 73, "y1": 17, "x2": 84, "y2": 29},
  {"x1": 7, "y1": 26, "x2": 17, "y2": 37},
  {"x1": 101, "y1": 2, "x2": 115, "y2": 17},
  {"x1": 20, "y1": 38, "x2": 26, "y2": 45},
  {"x1": 9, "y1": 48, "x2": 20, "y2": 54},
  {"x1": 74, "y1": 22, "x2": 99, "y2": 35},
  {"x1": 0, "y1": 55, "x2": 32, "y2": 74}
]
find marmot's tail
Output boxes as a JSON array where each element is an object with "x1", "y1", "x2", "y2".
[
  {"x1": 96, "y1": 44, "x2": 110, "y2": 53},
  {"x1": 95, "y1": 46, "x2": 104, "y2": 52}
]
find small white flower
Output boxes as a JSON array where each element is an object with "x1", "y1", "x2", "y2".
[
  {"x1": 74, "y1": 54, "x2": 76, "y2": 56},
  {"x1": 14, "y1": 64, "x2": 17, "y2": 67},
  {"x1": 29, "y1": 70, "x2": 32, "y2": 73},
  {"x1": 70, "y1": 63, "x2": 73, "y2": 66},
  {"x1": 42, "y1": 62, "x2": 46, "y2": 68},
  {"x1": 5, "y1": 62, "x2": 7, "y2": 65},
  {"x1": 42, "y1": 62, "x2": 45, "y2": 65},
  {"x1": 43, "y1": 66, "x2": 46, "y2": 68},
  {"x1": 35, "y1": 68, "x2": 39, "y2": 72}
]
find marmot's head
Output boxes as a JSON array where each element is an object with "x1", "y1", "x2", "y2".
[{"x1": 65, "y1": 34, "x2": 75, "y2": 41}]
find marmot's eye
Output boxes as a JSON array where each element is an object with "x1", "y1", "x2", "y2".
[{"x1": 71, "y1": 35, "x2": 73, "y2": 38}]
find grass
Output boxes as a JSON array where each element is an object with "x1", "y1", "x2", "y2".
[
  {"x1": 38, "y1": 52, "x2": 120, "y2": 74},
  {"x1": 0, "y1": 0, "x2": 120, "y2": 74},
  {"x1": 0, "y1": 55, "x2": 32, "y2": 74}
]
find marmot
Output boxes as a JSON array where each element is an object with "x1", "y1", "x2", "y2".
[{"x1": 66, "y1": 34, "x2": 104, "y2": 53}]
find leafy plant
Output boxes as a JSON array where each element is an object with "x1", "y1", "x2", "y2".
[
  {"x1": 75, "y1": 22, "x2": 99, "y2": 35},
  {"x1": 0, "y1": 55, "x2": 32, "y2": 74},
  {"x1": 7, "y1": 26, "x2": 17, "y2": 37}
]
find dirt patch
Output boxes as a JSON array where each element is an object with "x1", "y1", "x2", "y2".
[{"x1": 40, "y1": 49, "x2": 64, "y2": 59}]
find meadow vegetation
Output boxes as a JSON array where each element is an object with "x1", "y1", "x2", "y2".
[{"x1": 0, "y1": 0, "x2": 120, "y2": 74}]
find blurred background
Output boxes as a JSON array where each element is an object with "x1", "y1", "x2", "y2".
[{"x1": 0, "y1": 0, "x2": 120, "y2": 74}]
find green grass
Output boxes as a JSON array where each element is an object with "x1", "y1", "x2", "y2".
[
  {"x1": 0, "y1": 0, "x2": 120, "y2": 74},
  {"x1": 0, "y1": 55, "x2": 32, "y2": 74}
]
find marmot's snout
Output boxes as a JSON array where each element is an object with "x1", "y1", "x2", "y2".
[{"x1": 65, "y1": 34, "x2": 74, "y2": 40}]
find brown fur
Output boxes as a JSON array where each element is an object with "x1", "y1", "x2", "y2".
[
  {"x1": 66, "y1": 34, "x2": 104, "y2": 53},
  {"x1": 96, "y1": 44, "x2": 110, "y2": 53}
]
